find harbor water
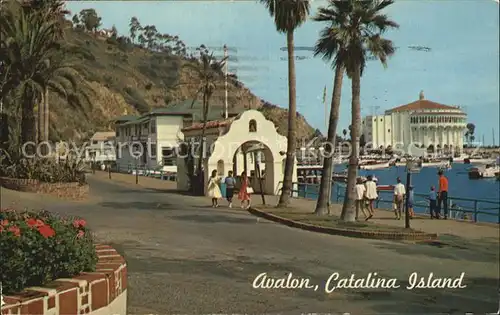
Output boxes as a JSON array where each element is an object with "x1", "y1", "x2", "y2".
[{"x1": 298, "y1": 163, "x2": 500, "y2": 223}]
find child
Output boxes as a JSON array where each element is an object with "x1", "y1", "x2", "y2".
[
  {"x1": 224, "y1": 171, "x2": 236, "y2": 208},
  {"x1": 207, "y1": 170, "x2": 222, "y2": 207},
  {"x1": 408, "y1": 186, "x2": 415, "y2": 218},
  {"x1": 428, "y1": 186, "x2": 437, "y2": 219}
]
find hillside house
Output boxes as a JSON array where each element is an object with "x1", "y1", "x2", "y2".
[{"x1": 85, "y1": 131, "x2": 116, "y2": 163}]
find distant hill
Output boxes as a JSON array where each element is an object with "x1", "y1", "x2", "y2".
[{"x1": 46, "y1": 24, "x2": 318, "y2": 143}]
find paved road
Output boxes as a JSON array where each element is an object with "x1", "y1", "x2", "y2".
[{"x1": 2, "y1": 176, "x2": 499, "y2": 314}]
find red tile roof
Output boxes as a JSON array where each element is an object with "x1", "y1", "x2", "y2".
[
  {"x1": 181, "y1": 118, "x2": 235, "y2": 132},
  {"x1": 389, "y1": 100, "x2": 460, "y2": 112}
]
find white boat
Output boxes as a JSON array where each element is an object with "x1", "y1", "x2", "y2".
[
  {"x1": 360, "y1": 161, "x2": 390, "y2": 170},
  {"x1": 468, "y1": 163, "x2": 500, "y2": 179}
]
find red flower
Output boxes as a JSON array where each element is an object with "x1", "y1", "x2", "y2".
[
  {"x1": 26, "y1": 218, "x2": 45, "y2": 228},
  {"x1": 37, "y1": 225, "x2": 55, "y2": 238},
  {"x1": 73, "y1": 219, "x2": 86, "y2": 228},
  {"x1": 8, "y1": 225, "x2": 21, "y2": 237},
  {"x1": 77, "y1": 230, "x2": 85, "y2": 239},
  {"x1": 0, "y1": 219, "x2": 9, "y2": 226}
]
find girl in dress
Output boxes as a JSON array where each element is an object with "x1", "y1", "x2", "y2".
[
  {"x1": 238, "y1": 171, "x2": 251, "y2": 209},
  {"x1": 207, "y1": 170, "x2": 222, "y2": 207}
]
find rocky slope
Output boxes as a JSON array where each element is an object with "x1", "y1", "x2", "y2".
[{"x1": 47, "y1": 27, "x2": 317, "y2": 142}]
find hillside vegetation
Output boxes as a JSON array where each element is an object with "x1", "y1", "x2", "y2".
[{"x1": 46, "y1": 17, "x2": 317, "y2": 142}]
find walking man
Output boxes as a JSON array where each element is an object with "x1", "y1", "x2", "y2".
[
  {"x1": 393, "y1": 177, "x2": 406, "y2": 220},
  {"x1": 355, "y1": 177, "x2": 368, "y2": 220},
  {"x1": 437, "y1": 170, "x2": 449, "y2": 219}
]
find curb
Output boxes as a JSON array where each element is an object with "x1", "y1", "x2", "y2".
[{"x1": 248, "y1": 207, "x2": 438, "y2": 241}]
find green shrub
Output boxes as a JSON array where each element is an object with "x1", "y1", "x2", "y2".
[
  {"x1": 0, "y1": 208, "x2": 97, "y2": 294},
  {"x1": 0, "y1": 151, "x2": 87, "y2": 184}
]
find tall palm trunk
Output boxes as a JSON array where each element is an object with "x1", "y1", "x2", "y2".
[
  {"x1": 277, "y1": 30, "x2": 297, "y2": 208},
  {"x1": 37, "y1": 95, "x2": 44, "y2": 145},
  {"x1": 341, "y1": 65, "x2": 361, "y2": 222},
  {"x1": 315, "y1": 65, "x2": 344, "y2": 215},
  {"x1": 43, "y1": 87, "x2": 49, "y2": 142},
  {"x1": 21, "y1": 92, "x2": 36, "y2": 155},
  {"x1": 197, "y1": 91, "x2": 209, "y2": 196}
]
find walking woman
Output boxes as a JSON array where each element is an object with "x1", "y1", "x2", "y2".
[
  {"x1": 225, "y1": 171, "x2": 236, "y2": 208},
  {"x1": 364, "y1": 175, "x2": 378, "y2": 220},
  {"x1": 207, "y1": 170, "x2": 222, "y2": 207},
  {"x1": 238, "y1": 171, "x2": 251, "y2": 209}
]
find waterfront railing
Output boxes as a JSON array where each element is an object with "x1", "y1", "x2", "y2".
[
  {"x1": 97, "y1": 162, "x2": 177, "y2": 181},
  {"x1": 282, "y1": 181, "x2": 500, "y2": 224}
]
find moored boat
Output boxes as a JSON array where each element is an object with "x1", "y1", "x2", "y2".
[
  {"x1": 468, "y1": 163, "x2": 500, "y2": 179},
  {"x1": 359, "y1": 160, "x2": 391, "y2": 170}
]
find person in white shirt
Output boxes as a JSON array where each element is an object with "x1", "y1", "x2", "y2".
[
  {"x1": 393, "y1": 177, "x2": 406, "y2": 220},
  {"x1": 355, "y1": 177, "x2": 369, "y2": 220},
  {"x1": 364, "y1": 175, "x2": 378, "y2": 220}
]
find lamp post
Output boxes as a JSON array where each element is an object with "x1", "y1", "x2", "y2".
[
  {"x1": 135, "y1": 156, "x2": 139, "y2": 184},
  {"x1": 404, "y1": 159, "x2": 420, "y2": 229}
]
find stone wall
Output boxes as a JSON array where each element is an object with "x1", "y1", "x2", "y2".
[
  {"x1": 1, "y1": 245, "x2": 127, "y2": 315},
  {"x1": 0, "y1": 177, "x2": 89, "y2": 200}
]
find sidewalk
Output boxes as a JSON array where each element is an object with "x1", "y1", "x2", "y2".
[
  {"x1": 248, "y1": 194, "x2": 499, "y2": 241},
  {"x1": 91, "y1": 171, "x2": 177, "y2": 191},
  {"x1": 91, "y1": 172, "x2": 498, "y2": 241}
]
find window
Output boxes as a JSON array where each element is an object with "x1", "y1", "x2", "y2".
[
  {"x1": 249, "y1": 119, "x2": 257, "y2": 132},
  {"x1": 150, "y1": 120, "x2": 156, "y2": 133},
  {"x1": 162, "y1": 147, "x2": 176, "y2": 166},
  {"x1": 151, "y1": 144, "x2": 157, "y2": 158},
  {"x1": 116, "y1": 129, "x2": 120, "y2": 137},
  {"x1": 380, "y1": 118, "x2": 383, "y2": 122},
  {"x1": 388, "y1": 129, "x2": 391, "y2": 133},
  {"x1": 92, "y1": 140, "x2": 98, "y2": 145}
]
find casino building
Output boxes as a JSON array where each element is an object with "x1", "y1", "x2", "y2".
[{"x1": 362, "y1": 91, "x2": 467, "y2": 152}]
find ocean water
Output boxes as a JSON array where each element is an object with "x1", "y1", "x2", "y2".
[{"x1": 297, "y1": 163, "x2": 500, "y2": 223}]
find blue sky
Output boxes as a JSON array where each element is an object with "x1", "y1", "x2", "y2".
[{"x1": 67, "y1": 0, "x2": 499, "y2": 144}]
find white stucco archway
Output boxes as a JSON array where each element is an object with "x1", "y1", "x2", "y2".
[{"x1": 177, "y1": 110, "x2": 297, "y2": 195}]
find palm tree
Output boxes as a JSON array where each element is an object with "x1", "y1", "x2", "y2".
[
  {"x1": 311, "y1": 1, "x2": 352, "y2": 215},
  {"x1": 1, "y1": 4, "x2": 89, "y2": 149},
  {"x1": 260, "y1": 0, "x2": 310, "y2": 207},
  {"x1": 182, "y1": 48, "x2": 227, "y2": 195},
  {"x1": 337, "y1": 0, "x2": 398, "y2": 222}
]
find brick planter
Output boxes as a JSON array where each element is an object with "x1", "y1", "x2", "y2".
[
  {"x1": 248, "y1": 207, "x2": 438, "y2": 241},
  {"x1": 1, "y1": 245, "x2": 127, "y2": 315},
  {"x1": 0, "y1": 177, "x2": 89, "y2": 200}
]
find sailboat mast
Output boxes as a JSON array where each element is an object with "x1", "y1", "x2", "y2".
[{"x1": 493, "y1": 128, "x2": 495, "y2": 147}]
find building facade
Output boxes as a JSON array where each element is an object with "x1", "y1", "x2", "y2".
[
  {"x1": 362, "y1": 91, "x2": 467, "y2": 152},
  {"x1": 113, "y1": 100, "x2": 242, "y2": 174},
  {"x1": 114, "y1": 111, "x2": 186, "y2": 173},
  {"x1": 84, "y1": 132, "x2": 116, "y2": 163}
]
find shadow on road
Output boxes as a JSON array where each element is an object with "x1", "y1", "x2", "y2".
[
  {"x1": 98, "y1": 201, "x2": 175, "y2": 210},
  {"x1": 169, "y1": 214, "x2": 257, "y2": 224},
  {"x1": 372, "y1": 235, "x2": 500, "y2": 263}
]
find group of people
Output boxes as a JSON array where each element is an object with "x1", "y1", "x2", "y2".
[
  {"x1": 354, "y1": 175, "x2": 378, "y2": 221},
  {"x1": 354, "y1": 170, "x2": 450, "y2": 221},
  {"x1": 206, "y1": 170, "x2": 252, "y2": 209}
]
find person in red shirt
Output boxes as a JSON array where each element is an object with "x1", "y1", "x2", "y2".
[{"x1": 437, "y1": 170, "x2": 449, "y2": 219}]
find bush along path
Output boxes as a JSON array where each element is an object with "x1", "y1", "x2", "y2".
[{"x1": 0, "y1": 208, "x2": 97, "y2": 295}]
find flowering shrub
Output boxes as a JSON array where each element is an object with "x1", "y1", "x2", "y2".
[{"x1": 0, "y1": 208, "x2": 97, "y2": 294}]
